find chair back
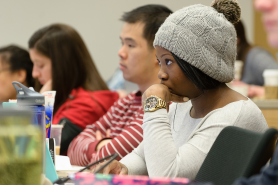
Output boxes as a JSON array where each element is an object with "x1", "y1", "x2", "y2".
[{"x1": 195, "y1": 126, "x2": 278, "y2": 185}]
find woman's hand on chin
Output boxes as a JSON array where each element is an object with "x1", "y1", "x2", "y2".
[
  {"x1": 40, "y1": 79, "x2": 52, "y2": 94},
  {"x1": 142, "y1": 84, "x2": 189, "y2": 105}
]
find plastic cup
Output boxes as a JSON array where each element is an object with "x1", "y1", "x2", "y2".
[
  {"x1": 50, "y1": 125, "x2": 63, "y2": 155},
  {"x1": 263, "y1": 69, "x2": 278, "y2": 99},
  {"x1": 229, "y1": 82, "x2": 249, "y2": 97},
  {"x1": 234, "y1": 60, "x2": 243, "y2": 80}
]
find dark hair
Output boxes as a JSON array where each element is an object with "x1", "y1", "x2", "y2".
[
  {"x1": 121, "y1": 4, "x2": 172, "y2": 47},
  {"x1": 0, "y1": 45, "x2": 35, "y2": 88},
  {"x1": 234, "y1": 20, "x2": 251, "y2": 62},
  {"x1": 28, "y1": 24, "x2": 109, "y2": 114},
  {"x1": 172, "y1": 53, "x2": 222, "y2": 92}
]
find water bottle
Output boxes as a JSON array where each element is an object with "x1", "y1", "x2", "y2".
[
  {"x1": 12, "y1": 81, "x2": 45, "y2": 133},
  {"x1": 12, "y1": 81, "x2": 46, "y2": 173},
  {"x1": 0, "y1": 109, "x2": 42, "y2": 185}
]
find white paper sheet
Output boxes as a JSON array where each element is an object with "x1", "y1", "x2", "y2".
[{"x1": 55, "y1": 155, "x2": 83, "y2": 171}]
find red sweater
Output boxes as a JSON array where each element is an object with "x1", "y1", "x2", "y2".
[
  {"x1": 68, "y1": 91, "x2": 143, "y2": 166},
  {"x1": 53, "y1": 87, "x2": 119, "y2": 130}
]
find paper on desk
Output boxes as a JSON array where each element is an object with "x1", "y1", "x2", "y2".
[{"x1": 55, "y1": 155, "x2": 83, "y2": 171}]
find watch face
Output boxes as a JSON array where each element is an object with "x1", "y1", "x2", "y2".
[{"x1": 144, "y1": 96, "x2": 158, "y2": 112}]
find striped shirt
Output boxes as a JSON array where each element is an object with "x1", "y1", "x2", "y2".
[{"x1": 67, "y1": 91, "x2": 143, "y2": 166}]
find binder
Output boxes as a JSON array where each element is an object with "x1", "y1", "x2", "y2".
[{"x1": 45, "y1": 141, "x2": 58, "y2": 182}]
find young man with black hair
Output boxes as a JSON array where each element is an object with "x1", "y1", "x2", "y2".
[{"x1": 68, "y1": 4, "x2": 172, "y2": 166}]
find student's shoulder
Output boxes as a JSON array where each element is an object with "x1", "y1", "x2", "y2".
[
  {"x1": 112, "y1": 91, "x2": 141, "y2": 107},
  {"x1": 218, "y1": 99, "x2": 261, "y2": 115},
  {"x1": 118, "y1": 91, "x2": 138, "y2": 102},
  {"x1": 248, "y1": 47, "x2": 276, "y2": 63},
  {"x1": 233, "y1": 98, "x2": 262, "y2": 114},
  {"x1": 233, "y1": 99, "x2": 268, "y2": 132},
  {"x1": 248, "y1": 47, "x2": 270, "y2": 57},
  {"x1": 201, "y1": 99, "x2": 254, "y2": 125},
  {"x1": 219, "y1": 99, "x2": 267, "y2": 128}
]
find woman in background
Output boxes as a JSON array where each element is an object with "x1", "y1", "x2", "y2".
[
  {"x1": 28, "y1": 24, "x2": 119, "y2": 130},
  {"x1": 235, "y1": 20, "x2": 278, "y2": 86},
  {"x1": 0, "y1": 45, "x2": 37, "y2": 102},
  {"x1": 232, "y1": 20, "x2": 278, "y2": 97}
]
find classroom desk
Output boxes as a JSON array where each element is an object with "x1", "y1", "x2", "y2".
[
  {"x1": 56, "y1": 165, "x2": 86, "y2": 178},
  {"x1": 56, "y1": 165, "x2": 86, "y2": 185},
  {"x1": 253, "y1": 99, "x2": 278, "y2": 130}
]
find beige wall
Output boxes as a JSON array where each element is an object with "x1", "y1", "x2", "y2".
[{"x1": 0, "y1": 0, "x2": 253, "y2": 80}]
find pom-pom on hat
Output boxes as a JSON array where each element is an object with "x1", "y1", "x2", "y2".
[{"x1": 153, "y1": 0, "x2": 241, "y2": 83}]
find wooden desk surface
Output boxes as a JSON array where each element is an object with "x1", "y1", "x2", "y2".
[
  {"x1": 252, "y1": 99, "x2": 278, "y2": 130},
  {"x1": 252, "y1": 99, "x2": 278, "y2": 109},
  {"x1": 57, "y1": 165, "x2": 86, "y2": 178}
]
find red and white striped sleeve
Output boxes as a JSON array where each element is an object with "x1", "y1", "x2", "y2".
[
  {"x1": 89, "y1": 108, "x2": 144, "y2": 163},
  {"x1": 67, "y1": 93, "x2": 144, "y2": 166},
  {"x1": 67, "y1": 102, "x2": 117, "y2": 166}
]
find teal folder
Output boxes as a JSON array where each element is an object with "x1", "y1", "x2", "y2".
[
  {"x1": 45, "y1": 143, "x2": 58, "y2": 182},
  {"x1": 2, "y1": 102, "x2": 17, "y2": 109}
]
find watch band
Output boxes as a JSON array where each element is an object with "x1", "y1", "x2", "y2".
[{"x1": 144, "y1": 95, "x2": 167, "y2": 112}]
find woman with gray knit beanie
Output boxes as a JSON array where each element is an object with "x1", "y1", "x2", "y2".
[{"x1": 93, "y1": 0, "x2": 268, "y2": 179}]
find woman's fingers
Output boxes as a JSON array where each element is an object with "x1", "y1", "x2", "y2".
[
  {"x1": 119, "y1": 163, "x2": 128, "y2": 175},
  {"x1": 96, "y1": 130, "x2": 102, "y2": 140},
  {"x1": 102, "y1": 163, "x2": 113, "y2": 174},
  {"x1": 96, "y1": 129, "x2": 111, "y2": 141},
  {"x1": 91, "y1": 162, "x2": 103, "y2": 172},
  {"x1": 91, "y1": 160, "x2": 128, "y2": 175},
  {"x1": 102, "y1": 160, "x2": 125, "y2": 175},
  {"x1": 40, "y1": 79, "x2": 52, "y2": 94},
  {"x1": 106, "y1": 129, "x2": 111, "y2": 137}
]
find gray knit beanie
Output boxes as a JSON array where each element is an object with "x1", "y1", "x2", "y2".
[{"x1": 153, "y1": 0, "x2": 241, "y2": 83}]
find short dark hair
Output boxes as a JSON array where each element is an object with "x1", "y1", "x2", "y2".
[
  {"x1": 29, "y1": 24, "x2": 108, "y2": 114},
  {"x1": 172, "y1": 53, "x2": 222, "y2": 92},
  {"x1": 121, "y1": 4, "x2": 172, "y2": 47},
  {"x1": 0, "y1": 45, "x2": 35, "y2": 88}
]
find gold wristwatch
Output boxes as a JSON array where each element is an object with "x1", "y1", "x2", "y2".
[{"x1": 144, "y1": 95, "x2": 167, "y2": 112}]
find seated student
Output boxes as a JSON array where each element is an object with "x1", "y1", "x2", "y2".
[
  {"x1": 28, "y1": 24, "x2": 119, "y2": 130},
  {"x1": 246, "y1": 0, "x2": 278, "y2": 98},
  {"x1": 235, "y1": 20, "x2": 278, "y2": 86},
  {"x1": 0, "y1": 45, "x2": 37, "y2": 102},
  {"x1": 67, "y1": 5, "x2": 172, "y2": 166},
  {"x1": 231, "y1": 20, "x2": 278, "y2": 98},
  {"x1": 93, "y1": 0, "x2": 268, "y2": 179}
]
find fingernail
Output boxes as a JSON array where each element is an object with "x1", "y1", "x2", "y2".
[{"x1": 183, "y1": 97, "x2": 189, "y2": 101}]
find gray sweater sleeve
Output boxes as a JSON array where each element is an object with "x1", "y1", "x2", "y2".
[
  {"x1": 120, "y1": 142, "x2": 148, "y2": 176},
  {"x1": 141, "y1": 108, "x2": 225, "y2": 179}
]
